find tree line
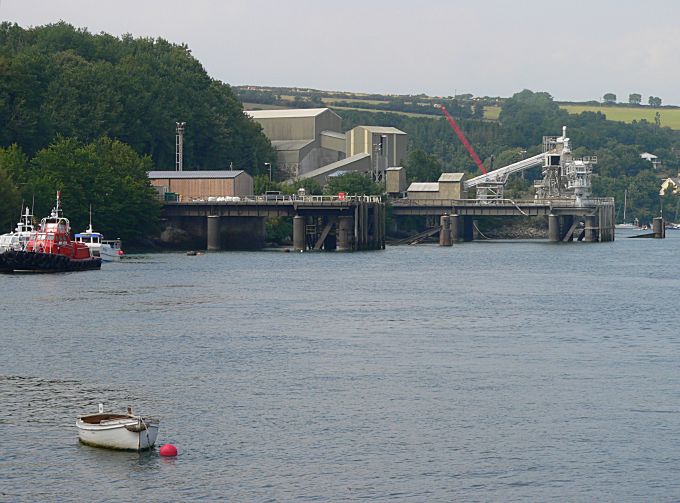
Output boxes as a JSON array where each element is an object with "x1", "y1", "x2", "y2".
[
  {"x1": 603, "y1": 92, "x2": 664, "y2": 107},
  {"x1": 0, "y1": 22, "x2": 276, "y2": 241}
]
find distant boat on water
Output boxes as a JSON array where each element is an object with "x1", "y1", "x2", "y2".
[{"x1": 615, "y1": 189, "x2": 636, "y2": 229}]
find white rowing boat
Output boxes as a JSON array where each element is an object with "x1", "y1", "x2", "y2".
[{"x1": 76, "y1": 404, "x2": 160, "y2": 451}]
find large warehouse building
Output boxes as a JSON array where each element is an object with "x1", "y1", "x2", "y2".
[
  {"x1": 245, "y1": 108, "x2": 346, "y2": 178},
  {"x1": 148, "y1": 170, "x2": 253, "y2": 200},
  {"x1": 246, "y1": 107, "x2": 407, "y2": 184}
]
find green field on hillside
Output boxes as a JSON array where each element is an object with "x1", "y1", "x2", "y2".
[
  {"x1": 246, "y1": 96, "x2": 680, "y2": 130},
  {"x1": 484, "y1": 104, "x2": 680, "y2": 129},
  {"x1": 560, "y1": 105, "x2": 680, "y2": 129},
  {"x1": 322, "y1": 97, "x2": 389, "y2": 105},
  {"x1": 484, "y1": 105, "x2": 501, "y2": 120},
  {"x1": 329, "y1": 105, "x2": 438, "y2": 118}
]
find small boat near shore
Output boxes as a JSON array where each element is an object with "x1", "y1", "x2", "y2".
[
  {"x1": 74, "y1": 223, "x2": 124, "y2": 262},
  {"x1": 76, "y1": 404, "x2": 160, "y2": 451},
  {"x1": 0, "y1": 206, "x2": 35, "y2": 253},
  {"x1": 0, "y1": 192, "x2": 101, "y2": 273}
]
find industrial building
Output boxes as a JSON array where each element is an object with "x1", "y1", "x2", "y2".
[
  {"x1": 406, "y1": 173, "x2": 467, "y2": 200},
  {"x1": 148, "y1": 170, "x2": 253, "y2": 200},
  {"x1": 245, "y1": 108, "x2": 346, "y2": 178},
  {"x1": 346, "y1": 125, "x2": 407, "y2": 170},
  {"x1": 245, "y1": 107, "x2": 407, "y2": 184}
]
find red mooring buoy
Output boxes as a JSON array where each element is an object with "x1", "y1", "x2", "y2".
[{"x1": 160, "y1": 443, "x2": 178, "y2": 457}]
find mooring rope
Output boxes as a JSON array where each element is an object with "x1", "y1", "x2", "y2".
[{"x1": 472, "y1": 221, "x2": 491, "y2": 240}]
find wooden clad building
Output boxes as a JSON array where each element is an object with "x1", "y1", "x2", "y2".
[{"x1": 148, "y1": 170, "x2": 253, "y2": 200}]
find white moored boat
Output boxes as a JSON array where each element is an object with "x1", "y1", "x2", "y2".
[
  {"x1": 74, "y1": 223, "x2": 124, "y2": 262},
  {"x1": 76, "y1": 404, "x2": 160, "y2": 451},
  {"x1": 0, "y1": 207, "x2": 35, "y2": 253}
]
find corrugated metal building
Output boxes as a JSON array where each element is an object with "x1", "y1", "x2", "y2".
[
  {"x1": 245, "y1": 108, "x2": 409, "y2": 185},
  {"x1": 406, "y1": 173, "x2": 466, "y2": 199},
  {"x1": 438, "y1": 173, "x2": 466, "y2": 199},
  {"x1": 148, "y1": 170, "x2": 253, "y2": 200},
  {"x1": 386, "y1": 167, "x2": 406, "y2": 194},
  {"x1": 346, "y1": 125, "x2": 408, "y2": 168},
  {"x1": 407, "y1": 182, "x2": 439, "y2": 200},
  {"x1": 297, "y1": 153, "x2": 372, "y2": 185},
  {"x1": 245, "y1": 108, "x2": 345, "y2": 178}
]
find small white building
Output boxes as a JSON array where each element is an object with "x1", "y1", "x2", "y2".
[{"x1": 640, "y1": 152, "x2": 661, "y2": 169}]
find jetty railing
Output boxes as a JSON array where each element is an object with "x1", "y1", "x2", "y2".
[{"x1": 168, "y1": 195, "x2": 382, "y2": 204}]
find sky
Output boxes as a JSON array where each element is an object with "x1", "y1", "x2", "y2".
[{"x1": 3, "y1": 0, "x2": 680, "y2": 105}]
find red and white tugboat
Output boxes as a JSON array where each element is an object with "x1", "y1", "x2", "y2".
[{"x1": 1, "y1": 192, "x2": 102, "y2": 272}]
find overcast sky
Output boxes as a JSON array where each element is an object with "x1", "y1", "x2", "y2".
[{"x1": 3, "y1": 0, "x2": 680, "y2": 104}]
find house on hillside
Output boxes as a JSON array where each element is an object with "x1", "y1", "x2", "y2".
[
  {"x1": 660, "y1": 174, "x2": 680, "y2": 195},
  {"x1": 640, "y1": 152, "x2": 661, "y2": 169}
]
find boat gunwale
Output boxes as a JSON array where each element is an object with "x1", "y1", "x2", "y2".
[{"x1": 76, "y1": 414, "x2": 160, "y2": 431}]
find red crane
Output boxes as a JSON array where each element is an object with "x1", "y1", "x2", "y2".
[{"x1": 439, "y1": 105, "x2": 488, "y2": 175}]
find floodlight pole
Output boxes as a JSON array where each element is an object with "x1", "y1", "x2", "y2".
[{"x1": 176, "y1": 121, "x2": 186, "y2": 171}]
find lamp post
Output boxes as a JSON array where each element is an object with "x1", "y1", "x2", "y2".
[{"x1": 264, "y1": 162, "x2": 272, "y2": 182}]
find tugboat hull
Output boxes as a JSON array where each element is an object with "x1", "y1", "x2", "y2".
[{"x1": 1, "y1": 250, "x2": 101, "y2": 272}]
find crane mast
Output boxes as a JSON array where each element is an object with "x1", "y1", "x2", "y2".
[{"x1": 439, "y1": 105, "x2": 487, "y2": 175}]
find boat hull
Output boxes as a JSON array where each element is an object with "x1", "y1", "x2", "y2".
[
  {"x1": 0, "y1": 250, "x2": 101, "y2": 272},
  {"x1": 0, "y1": 253, "x2": 10, "y2": 272},
  {"x1": 99, "y1": 244, "x2": 123, "y2": 262},
  {"x1": 76, "y1": 417, "x2": 160, "y2": 451}
]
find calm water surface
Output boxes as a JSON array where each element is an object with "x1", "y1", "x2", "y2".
[{"x1": 2, "y1": 231, "x2": 680, "y2": 501}]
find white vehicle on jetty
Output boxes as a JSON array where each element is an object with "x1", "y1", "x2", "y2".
[{"x1": 76, "y1": 404, "x2": 160, "y2": 451}]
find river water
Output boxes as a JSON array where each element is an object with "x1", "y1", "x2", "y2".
[{"x1": 2, "y1": 231, "x2": 680, "y2": 501}]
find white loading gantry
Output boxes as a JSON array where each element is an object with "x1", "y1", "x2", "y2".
[{"x1": 464, "y1": 126, "x2": 596, "y2": 201}]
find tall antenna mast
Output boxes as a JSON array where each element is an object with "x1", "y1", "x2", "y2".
[{"x1": 176, "y1": 121, "x2": 186, "y2": 171}]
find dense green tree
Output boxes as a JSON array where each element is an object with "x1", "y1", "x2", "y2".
[
  {"x1": 11, "y1": 137, "x2": 160, "y2": 244},
  {"x1": 0, "y1": 164, "x2": 22, "y2": 232},
  {"x1": 323, "y1": 172, "x2": 383, "y2": 196},
  {"x1": 660, "y1": 185, "x2": 680, "y2": 222},
  {"x1": 0, "y1": 145, "x2": 28, "y2": 231},
  {"x1": 404, "y1": 148, "x2": 443, "y2": 182},
  {"x1": 626, "y1": 170, "x2": 664, "y2": 223},
  {"x1": 282, "y1": 178, "x2": 323, "y2": 196},
  {"x1": 603, "y1": 93, "x2": 617, "y2": 104},
  {"x1": 648, "y1": 96, "x2": 662, "y2": 107},
  {"x1": 0, "y1": 22, "x2": 276, "y2": 174},
  {"x1": 594, "y1": 143, "x2": 649, "y2": 178},
  {"x1": 265, "y1": 217, "x2": 293, "y2": 244},
  {"x1": 498, "y1": 90, "x2": 568, "y2": 147},
  {"x1": 629, "y1": 93, "x2": 642, "y2": 105},
  {"x1": 254, "y1": 175, "x2": 281, "y2": 196}
]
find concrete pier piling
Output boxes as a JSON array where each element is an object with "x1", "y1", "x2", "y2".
[
  {"x1": 584, "y1": 215, "x2": 597, "y2": 242},
  {"x1": 293, "y1": 215, "x2": 306, "y2": 252},
  {"x1": 653, "y1": 217, "x2": 665, "y2": 238},
  {"x1": 548, "y1": 214, "x2": 560, "y2": 242},
  {"x1": 450, "y1": 214, "x2": 461, "y2": 242},
  {"x1": 337, "y1": 216, "x2": 353, "y2": 251},
  {"x1": 439, "y1": 215, "x2": 452, "y2": 246},
  {"x1": 207, "y1": 215, "x2": 221, "y2": 251}
]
